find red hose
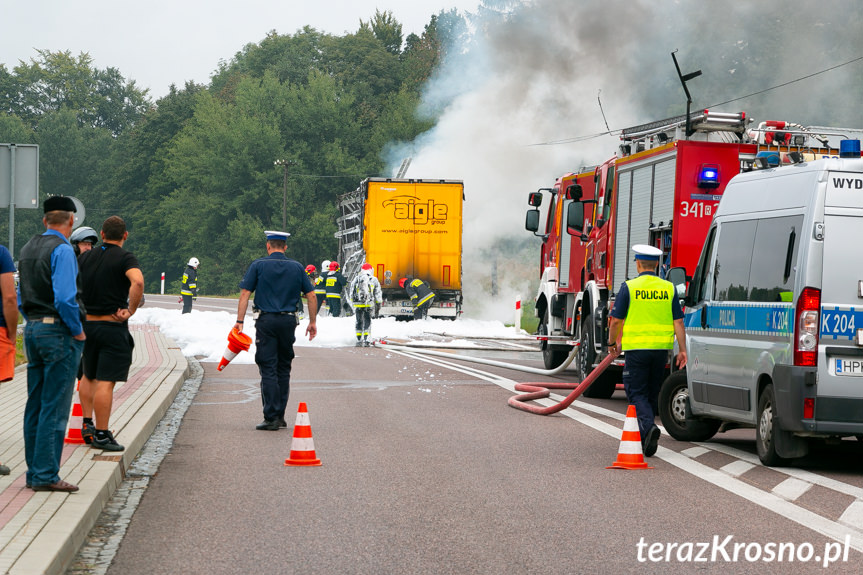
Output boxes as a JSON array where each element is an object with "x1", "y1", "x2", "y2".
[{"x1": 508, "y1": 350, "x2": 621, "y2": 415}]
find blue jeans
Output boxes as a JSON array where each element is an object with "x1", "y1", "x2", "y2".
[{"x1": 23, "y1": 321, "x2": 84, "y2": 487}]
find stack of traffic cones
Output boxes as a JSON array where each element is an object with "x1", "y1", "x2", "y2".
[
  {"x1": 285, "y1": 402, "x2": 322, "y2": 466},
  {"x1": 65, "y1": 380, "x2": 86, "y2": 444},
  {"x1": 606, "y1": 404, "x2": 652, "y2": 470}
]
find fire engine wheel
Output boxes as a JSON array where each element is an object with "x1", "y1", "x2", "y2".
[
  {"x1": 539, "y1": 312, "x2": 569, "y2": 370},
  {"x1": 658, "y1": 370, "x2": 720, "y2": 442},
  {"x1": 756, "y1": 384, "x2": 790, "y2": 467},
  {"x1": 578, "y1": 314, "x2": 617, "y2": 399}
]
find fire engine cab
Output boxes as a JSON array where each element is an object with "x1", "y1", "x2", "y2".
[{"x1": 526, "y1": 109, "x2": 857, "y2": 399}]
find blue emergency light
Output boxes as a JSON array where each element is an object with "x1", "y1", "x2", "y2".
[
  {"x1": 840, "y1": 139, "x2": 861, "y2": 158},
  {"x1": 697, "y1": 164, "x2": 721, "y2": 188}
]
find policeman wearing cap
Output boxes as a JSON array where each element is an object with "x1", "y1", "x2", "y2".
[
  {"x1": 234, "y1": 231, "x2": 317, "y2": 431},
  {"x1": 607, "y1": 244, "x2": 687, "y2": 457}
]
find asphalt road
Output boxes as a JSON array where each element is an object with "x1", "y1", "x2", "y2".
[{"x1": 99, "y1": 297, "x2": 863, "y2": 574}]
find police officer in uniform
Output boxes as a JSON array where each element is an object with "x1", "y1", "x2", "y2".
[
  {"x1": 234, "y1": 231, "x2": 317, "y2": 430},
  {"x1": 607, "y1": 245, "x2": 687, "y2": 457},
  {"x1": 400, "y1": 276, "x2": 435, "y2": 320}
]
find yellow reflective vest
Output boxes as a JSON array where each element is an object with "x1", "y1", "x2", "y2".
[{"x1": 620, "y1": 273, "x2": 675, "y2": 351}]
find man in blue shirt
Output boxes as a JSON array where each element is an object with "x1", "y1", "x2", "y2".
[
  {"x1": 234, "y1": 231, "x2": 317, "y2": 430},
  {"x1": 18, "y1": 196, "x2": 86, "y2": 492}
]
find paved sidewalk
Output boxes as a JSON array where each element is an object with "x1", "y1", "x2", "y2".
[{"x1": 0, "y1": 325, "x2": 188, "y2": 575}]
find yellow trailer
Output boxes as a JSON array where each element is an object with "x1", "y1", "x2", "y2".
[{"x1": 337, "y1": 178, "x2": 464, "y2": 318}]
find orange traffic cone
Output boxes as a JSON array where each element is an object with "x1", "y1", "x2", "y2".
[
  {"x1": 606, "y1": 405, "x2": 652, "y2": 470},
  {"x1": 217, "y1": 328, "x2": 253, "y2": 371},
  {"x1": 65, "y1": 380, "x2": 86, "y2": 444},
  {"x1": 285, "y1": 402, "x2": 322, "y2": 466}
]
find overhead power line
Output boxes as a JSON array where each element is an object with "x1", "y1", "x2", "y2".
[{"x1": 527, "y1": 55, "x2": 863, "y2": 147}]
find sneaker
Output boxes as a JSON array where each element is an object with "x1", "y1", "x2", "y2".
[
  {"x1": 92, "y1": 431, "x2": 125, "y2": 452},
  {"x1": 643, "y1": 426, "x2": 661, "y2": 457},
  {"x1": 81, "y1": 422, "x2": 95, "y2": 445}
]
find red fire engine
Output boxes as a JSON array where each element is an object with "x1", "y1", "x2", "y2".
[{"x1": 526, "y1": 110, "x2": 853, "y2": 398}]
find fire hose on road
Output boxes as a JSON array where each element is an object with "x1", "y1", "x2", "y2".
[
  {"x1": 507, "y1": 350, "x2": 620, "y2": 415},
  {"x1": 374, "y1": 340, "x2": 621, "y2": 415}
]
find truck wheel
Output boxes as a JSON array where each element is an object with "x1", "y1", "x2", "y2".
[
  {"x1": 578, "y1": 314, "x2": 617, "y2": 399},
  {"x1": 658, "y1": 370, "x2": 720, "y2": 442},
  {"x1": 756, "y1": 384, "x2": 790, "y2": 467},
  {"x1": 539, "y1": 312, "x2": 569, "y2": 370}
]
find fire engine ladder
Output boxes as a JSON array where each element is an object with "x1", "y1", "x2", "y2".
[
  {"x1": 621, "y1": 110, "x2": 748, "y2": 147},
  {"x1": 335, "y1": 190, "x2": 366, "y2": 278}
]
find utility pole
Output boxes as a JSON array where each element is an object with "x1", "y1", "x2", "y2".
[{"x1": 273, "y1": 159, "x2": 295, "y2": 230}]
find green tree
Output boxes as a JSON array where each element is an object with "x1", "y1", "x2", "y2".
[{"x1": 361, "y1": 9, "x2": 404, "y2": 54}]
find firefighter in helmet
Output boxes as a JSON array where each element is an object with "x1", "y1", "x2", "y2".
[
  {"x1": 324, "y1": 261, "x2": 347, "y2": 317},
  {"x1": 297, "y1": 264, "x2": 317, "y2": 320},
  {"x1": 180, "y1": 257, "x2": 199, "y2": 314},
  {"x1": 607, "y1": 244, "x2": 687, "y2": 457},
  {"x1": 349, "y1": 263, "x2": 382, "y2": 346},
  {"x1": 399, "y1": 276, "x2": 435, "y2": 320}
]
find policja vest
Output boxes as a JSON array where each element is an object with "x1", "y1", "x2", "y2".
[{"x1": 620, "y1": 273, "x2": 675, "y2": 351}]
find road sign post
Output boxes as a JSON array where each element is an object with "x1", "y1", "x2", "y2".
[{"x1": 0, "y1": 143, "x2": 40, "y2": 256}]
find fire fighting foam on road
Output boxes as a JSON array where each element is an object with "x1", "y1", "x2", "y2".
[{"x1": 130, "y1": 307, "x2": 527, "y2": 365}]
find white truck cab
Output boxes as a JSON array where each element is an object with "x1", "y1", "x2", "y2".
[{"x1": 660, "y1": 141, "x2": 863, "y2": 465}]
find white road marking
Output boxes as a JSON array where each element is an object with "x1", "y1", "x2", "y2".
[
  {"x1": 681, "y1": 446, "x2": 710, "y2": 458},
  {"x1": 773, "y1": 477, "x2": 814, "y2": 501},
  {"x1": 721, "y1": 460, "x2": 756, "y2": 477}
]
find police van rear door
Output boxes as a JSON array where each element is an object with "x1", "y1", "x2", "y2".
[{"x1": 819, "y1": 167, "x2": 863, "y2": 413}]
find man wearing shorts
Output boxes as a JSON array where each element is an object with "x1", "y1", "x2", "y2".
[
  {"x1": 0, "y1": 243, "x2": 18, "y2": 475},
  {"x1": 78, "y1": 216, "x2": 144, "y2": 452}
]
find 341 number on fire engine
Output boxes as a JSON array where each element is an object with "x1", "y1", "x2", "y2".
[{"x1": 679, "y1": 201, "x2": 714, "y2": 218}]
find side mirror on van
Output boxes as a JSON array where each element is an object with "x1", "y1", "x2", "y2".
[
  {"x1": 666, "y1": 266, "x2": 688, "y2": 303},
  {"x1": 525, "y1": 209, "x2": 541, "y2": 233}
]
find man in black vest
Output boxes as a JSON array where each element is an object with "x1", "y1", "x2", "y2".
[{"x1": 18, "y1": 196, "x2": 86, "y2": 492}]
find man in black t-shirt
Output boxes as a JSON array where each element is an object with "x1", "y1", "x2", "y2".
[{"x1": 77, "y1": 216, "x2": 144, "y2": 452}]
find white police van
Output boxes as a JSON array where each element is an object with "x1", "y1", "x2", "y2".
[{"x1": 660, "y1": 140, "x2": 863, "y2": 466}]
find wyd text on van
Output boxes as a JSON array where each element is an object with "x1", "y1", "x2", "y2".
[{"x1": 635, "y1": 535, "x2": 852, "y2": 567}]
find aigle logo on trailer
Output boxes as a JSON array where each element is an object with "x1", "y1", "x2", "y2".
[{"x1": 382, "y1": 195, "x2": 449, "y2": 225}]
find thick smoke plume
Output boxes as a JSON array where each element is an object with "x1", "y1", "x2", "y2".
[{"x1": 388, "y1": 0, "x2": 862, "y2": 322}]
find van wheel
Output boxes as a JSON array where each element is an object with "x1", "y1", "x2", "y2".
[
  {"x1": 578, "y1": 314, "x2": 617, "y2": 399},
  {"x1": 756, "y1": 384, "x2": 790, "y2": 467},
  {"x1": 539, "y1": 312, "x2": 568, "y2": 370},
  {"x1": 658, "y1": 370, "x2": 720, "y2": 441}
]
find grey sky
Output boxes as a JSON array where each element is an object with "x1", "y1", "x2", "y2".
[{"x1": 0, "y1": 0, "x2": 480, "y2": 99}]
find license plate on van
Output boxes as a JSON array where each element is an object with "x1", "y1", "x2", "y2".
[{"x1": 834, "y1": 358, "x2": 863, "y2": 376}]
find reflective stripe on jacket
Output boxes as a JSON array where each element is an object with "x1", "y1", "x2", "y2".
[
  {"x1": 406, "y1": 278, "x2": 435, "y2": 307},
  {"x1": 180, "y1": 265, "x2": 197, "y2": 296},
  {"x1": 620, "y1": 274, "x2": 675, "y2": 351}
]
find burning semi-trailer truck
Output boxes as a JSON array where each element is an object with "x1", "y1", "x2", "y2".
[{"x1": 337, "y1": 178, "x2": 464, "y2": 319}]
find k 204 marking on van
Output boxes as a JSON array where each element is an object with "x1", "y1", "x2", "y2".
[
  {"x1": 820, "y1": 306, "x2": 861, "y2": 340},
  {"x1": 684, "y1": 303, "x2": 794, "y2": 336}
]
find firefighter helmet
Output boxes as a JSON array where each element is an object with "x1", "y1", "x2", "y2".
[
  {"x1": 361, "y1": 263, "x2": 373, "y2": 271},
  {"x1": 305, "y1": 264, "x2": 317, "y2": 274},
  {"x1": 399, "y1": 277, "x2": 408, "y2": 288},
  {"x1": 70, "y1": 226, "x2": 99, "y2": 245},
  {"x1": 188, "y1": 257, "x2": 200, "y2": 268},
  {"x1": 321, "y1": 260, "x2": 330, "y2": 272},
  {"x1": 329, "y1": 261, "x2": 339, "y2": 271}
]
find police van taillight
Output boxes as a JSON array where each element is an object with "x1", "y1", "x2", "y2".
[{"x1": 794, "y1": 287, "x2": 821, "y2": 367}]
